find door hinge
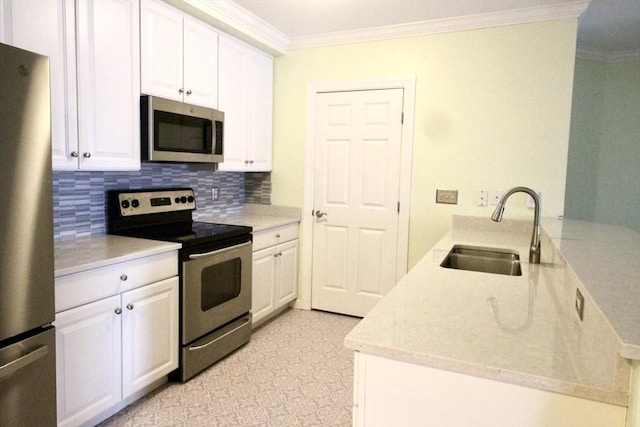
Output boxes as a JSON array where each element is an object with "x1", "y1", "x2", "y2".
[
  {"x1": 397, "y1": 201, "x2": 400, "y2": 213},
  {"x1": 401, "y1": 112, "x2": 404, "y2": 124}
]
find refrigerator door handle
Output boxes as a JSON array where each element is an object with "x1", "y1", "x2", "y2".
[{"x1": 0, "y1": 345, "x2": 48, "y2": 378}]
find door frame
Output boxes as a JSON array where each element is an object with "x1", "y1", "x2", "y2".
[{"x1": 294, "y1": 76, "x2": 416, "y2": 310}]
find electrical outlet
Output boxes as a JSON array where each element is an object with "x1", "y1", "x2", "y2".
[
  {"x1": 212, "y1": 187, "x2": 219, "y2": 201},
  {"x1": 476, "y1": 190, "x2": 488, "y2": 207},
  {"x1": 491, "y1": 191, "x2": 503, "y2": 205},
  {"x1": 575, "y1": 288, "x2": 585, "y2": 321},
  {"x1": 436, "y1": 189, "x2": 458, "y2": 204},
  {"x1": 527, "y1": 190, "x2": 541, "y2": 208}
]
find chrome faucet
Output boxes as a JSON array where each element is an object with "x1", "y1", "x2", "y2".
[{"x1": 491, "y1": 186, "x2": 541, "y2": 264}]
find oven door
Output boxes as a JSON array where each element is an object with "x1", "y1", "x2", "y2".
[{"x1": 181, "y1": 239, "x2": 252, "y2": 344}]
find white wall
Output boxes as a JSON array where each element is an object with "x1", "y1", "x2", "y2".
[
  {"x1": 565, "y1": 58, "x2": 640, "y2": 233},
  {"x1": 272, "y1": 19, "x2": 578, "y2": 267}
]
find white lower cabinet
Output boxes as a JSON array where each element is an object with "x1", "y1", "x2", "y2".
[
  {"x1": 251, "y1": 224, "x2": 299, "y2": 326},
  {"x1": 353, "y1": 352, "x2": 627, "y2": 427},
  {"x1": 55, "y1": 253, "x2": 179, "y2": 427}
]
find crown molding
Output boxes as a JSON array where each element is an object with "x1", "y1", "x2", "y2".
[
  {"x1": 166, "y1": 0, "x2": 289, "y2": 56},
  {"x1": 576, "y1": 47, "x2": 640, "y2": 63},
  {"x1": 289, "y1": 1, "x2": 590, "y2": 50}
]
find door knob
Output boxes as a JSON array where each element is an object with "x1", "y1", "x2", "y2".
[{"x1": 315, "y1": 210, "x2": 327, "y2": 219}]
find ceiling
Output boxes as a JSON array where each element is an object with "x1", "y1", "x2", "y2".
[{"x1": 231, "y1": 0, "x2": 640, "y2": 59}]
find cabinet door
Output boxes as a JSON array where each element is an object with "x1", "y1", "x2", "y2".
[
  {"x1": 76, "y1": 0, "x2": 140, "y2": 170},
  {"x1": 121, "y1": 277, "x2": 179, "y2": 399},
  {"x1": 252, "y1": 246, "x2": 277, "y2": 325},
  {"x1": 0, "y1": 0, "x2": 79, "y2": 170},
  {"x1": 218, "y1": 34, "x2": 274, "y2": 172},
  {"x1": 140, "y1": 0, "x2": 183, "y2": 101},
  {"x1": 217, "y1": 34, "x2": 249, "y2": 170},
  {"x1": 183, "y1": 17, "x2": 218, "y2": 108},
  {"x1": 246, "y1": 50, "x2": 273, "y2": 171},
  {"x1": 276, "y1": 240, "x2": 298, "y2": 306},
  {"x1": 55, "y1": 296, "x2": 122, "y2": 427}
]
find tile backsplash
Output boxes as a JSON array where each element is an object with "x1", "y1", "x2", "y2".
[{"x1": 53, "y1": 163, "x2": 271, "y2": 240}]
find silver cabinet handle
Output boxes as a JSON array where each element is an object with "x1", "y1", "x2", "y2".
[
  {"x1": 249, "y1": 160, "x2": 254, "y2": 164},
  {"x1": 244, "y1": 160, "x2": 249, "y2": 164},
  {"x1": 126, "y1": 303, "x2": 134, "y2": 310},
  {"x1": 114, "y1": 307, "x2": 122, "y2": 315},
  {"x1": 315, "y1": 210, "x2": 327, "y2": 218},
  {"x1": 70, "y1": 151, "x2": 79, "y2": 158},
  {"x1": 83, "y1": 152, "x2": 91, "y2": 158},
  {"x1": 120, "y1": 274, "x2": 128, "y2": 281},
  {"x1": 186, "y1": 90, "x2": 192, "y2": 95}
]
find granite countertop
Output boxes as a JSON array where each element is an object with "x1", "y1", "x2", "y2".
[
  {"x1": 345, "y1": 216, "x2": 636, "y2": 406},
  {"x1": 198, "y1": 203, "x2": 301, "y2": 231},
  {"x1": 55, "y1": 235, "x2": 181, "y2": 277}
]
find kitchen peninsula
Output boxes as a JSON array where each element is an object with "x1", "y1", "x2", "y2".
[{"x1": 346, "y1": 215, "x2": 639, "y2": 426}]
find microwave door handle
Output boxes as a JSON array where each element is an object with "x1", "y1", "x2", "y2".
[{"x1": 188, "y1": 241, "x2": 251, "y2": 260}]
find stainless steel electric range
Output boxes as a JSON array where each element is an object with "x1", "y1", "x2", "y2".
[{"x1": 108, "y1": 188, "x2": 252, "y2": 381}]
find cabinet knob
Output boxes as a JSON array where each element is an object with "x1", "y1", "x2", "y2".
[
  {"x1": 126, "y1": 303, "x2": 134, "y2": 311},
  {"x1": 70, "y1": 151, "x2": 79, "y2": 158},
  {"x1": 114, "y1": 307, "x2": 122, "y2": 315},
  {"x1": 120, "y1": 274, "x2": 128, "y2": 281},
  {"x1": 249, "y1": 160, "x2": 254, "y2": 165},
  {"x1": 179, "y1": 88, "x2": 184, "y2": 94},
  {"x1": 244, "y1": 160, "x2": 249, "y2": 165},
  {"x1": 83, "y1": 152, "x2": 91, "y2": 158},
  {"x1": 186, "y1": 90, "x2": 192, "y2": 95},
  {"x1": 276, "y1": 233, "x2": 281, "y2": 238}
]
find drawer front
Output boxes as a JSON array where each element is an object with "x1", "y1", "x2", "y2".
[
  {"x1": 253, "y1": 223, "x2": 299, "y2": 252},
  {"x1": 55, "y1": 251, "x2": 178, "y2": 312}
]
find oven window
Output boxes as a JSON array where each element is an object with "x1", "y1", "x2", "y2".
[{"x1": 201, "y1": 258, "x2": 242, "y2": 311}]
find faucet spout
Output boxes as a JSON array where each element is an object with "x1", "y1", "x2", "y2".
[{"x1": 491, "y1": 187, "x2": 541, "y2": 264}]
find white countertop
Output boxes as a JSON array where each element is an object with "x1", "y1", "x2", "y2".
[
  {"x1": 198, "y1": 203, "x2": 300, "y2": 231},
  {"x1": 543, "y1": 218, "x2": 640, "y2": 359},
  {"x1": 55, "y1": 235, "x2": 181, "y2": 277},
  {"x1": 345, "y1": 216, "x2": 636, "y2": 406}
]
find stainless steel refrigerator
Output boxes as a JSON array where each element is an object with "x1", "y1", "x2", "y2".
[{"x1": 0, "y1": 42, "x2": 57, "y2": 426}]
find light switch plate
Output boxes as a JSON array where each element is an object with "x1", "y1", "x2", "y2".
[{"x1": 436, "y1": 189, "x2": 458, "y2": 204}]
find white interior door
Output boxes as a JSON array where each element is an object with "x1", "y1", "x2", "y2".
[{"x1": 311, "y1": 88, "x2": 404, "y2": 317}]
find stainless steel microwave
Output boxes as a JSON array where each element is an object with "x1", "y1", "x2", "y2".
[{"x1": 141, "y1": 95, "x2": 224, "y2": 163}]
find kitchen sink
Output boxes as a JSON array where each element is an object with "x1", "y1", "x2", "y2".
[{"x1": 440, "y1": 245, "x2": 522, "y2": 276}]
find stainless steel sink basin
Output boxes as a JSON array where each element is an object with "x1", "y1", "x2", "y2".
[{"x1": 440, "y1": 245, "x2": 522, "y2": 276}]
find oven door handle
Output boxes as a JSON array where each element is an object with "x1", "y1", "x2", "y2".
[
  {"x1": 188, "y1": 317, "x2": 251, "y2": 351},
  {"x1": 188, "y1": 241, "x2": 251, "y2": 260}
]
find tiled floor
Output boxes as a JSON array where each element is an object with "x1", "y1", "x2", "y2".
[{"x1": 99, "y1": 309, "x2": 361, "y2": 426}]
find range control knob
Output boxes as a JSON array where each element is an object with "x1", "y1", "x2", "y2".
[
  {"x1": 174, "y1": 197, "x2": 180, "y2": 203},
  {"x1": 131, "y1": 199, "x2": 139, "y2": 208},
  {"x1": 121, "y1": 200, "x2": 130, "y2": 209},
  {"x1": 180, "y1": 196, "x2": 187, "y2": 203},
  {"x1": 187, "y1": 195, "x2": 194, "y2": 203}
]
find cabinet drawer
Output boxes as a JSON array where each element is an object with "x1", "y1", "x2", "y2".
[
  {"x1": 55, "y1": 251, "x2": 178, "y2": 312},
  {"x1": 252, "y1": 223, "x2": 299, "y2": 252}
]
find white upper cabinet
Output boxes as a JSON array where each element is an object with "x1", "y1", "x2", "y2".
[
  {"x1": 218, "y1": 34, "x2": 273, "y2": 171},
  {"x1": 0, "y1": 0, "x2": 140, "y2": 171},
  {"x1": 75, "y1": 0, "x2": 140, "y2": 171},
  {"x1": 141, "y1": 0, "x2": 218, "y2": 109},
  {"x1": 0, "y1": 0, "x2": 78, "y2": 169}
]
